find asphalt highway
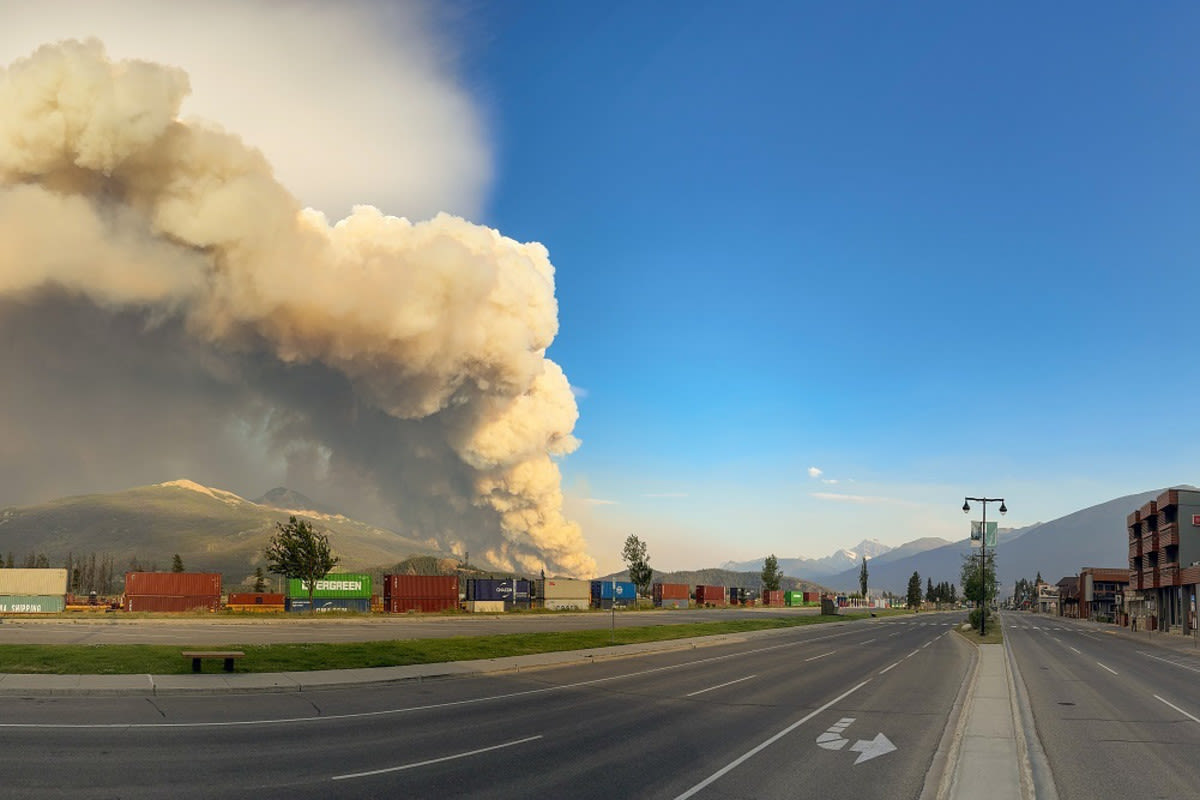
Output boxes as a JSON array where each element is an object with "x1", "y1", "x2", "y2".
[
  {"x1": 1003, "y1": 611, "x2": 1200, "y2": 800},
  {"x1": 0, "y1": 611, "x2": 971, "y2": 799},
  {"x1": 0, "y1": 606, "x2": 822, "y2": 645}
]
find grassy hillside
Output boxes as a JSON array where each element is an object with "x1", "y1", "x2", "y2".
[{"x1": 0, "y1": 481, "x2": 450, "y2": 589}]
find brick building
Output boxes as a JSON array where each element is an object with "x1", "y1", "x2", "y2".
[{"x1": 1127, "y1": 488, "x2": 1200, "y2": 634}]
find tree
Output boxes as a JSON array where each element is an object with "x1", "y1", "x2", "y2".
[
  {"x1": 858, "y1": 557, "x2": 868, "y2": 599},
  {"x1": 962, "y1": 552, "x2": 998, "y2": 632},
  {"x1": 254, "y1": 567, "x2": 267, "y2": 593},
  {"x1": 171, "y1": 554, "x2": 185, "y2": 573},
  {"x1": 762, "y1": 554, "x2": 783, "y2": 592},
  {"x1": 621, "y1": 534, "x2": 654, "y2": 598},
  {"x1": 926, "y1": 577, "x2": 935, "y2": 603},
  {"x1": 264, "y1": 516, "x2": 339, "y2": 614},
  {"x1": 906, "y1": 571, "x2": 923, "y2": 610}
]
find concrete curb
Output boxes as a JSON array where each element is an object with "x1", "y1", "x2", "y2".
[
  {"x1": 1003, "y1": 625, "x2": 1058, "y2": 800},
  {"x1": 920, "y1": 626, "x2": 979, "y2": 800}
]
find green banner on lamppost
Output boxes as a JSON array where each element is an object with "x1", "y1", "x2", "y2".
[{"x1": 970, "y1": 521, "x2": 997, "y2": 546}]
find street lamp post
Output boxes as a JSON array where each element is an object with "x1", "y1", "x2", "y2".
[{"x1": 963, "y1": 496, "x2": 1007, "y2": 636}]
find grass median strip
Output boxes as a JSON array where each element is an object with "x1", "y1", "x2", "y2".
[{"x1": 0, "y1": 611, "x2": 906, "y2": 674}]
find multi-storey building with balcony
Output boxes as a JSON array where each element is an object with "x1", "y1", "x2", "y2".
[
  {"x1": 1127, "y1": 488, "x2": 1200, "y2": 634},
  {"x1": 1077, "y1": 567, "x2": 1128, "y2": 622}
]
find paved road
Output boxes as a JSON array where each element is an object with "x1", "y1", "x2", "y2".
[
  {"x1": 0, "y1": 606, "x2": 821, "y2": 645},
  {"x1": 0, "y1": 612, "x2": 971, "y2": 799},
  {"x1": 1003, "y1": 611, "x2": 1200, "y2": 800}
]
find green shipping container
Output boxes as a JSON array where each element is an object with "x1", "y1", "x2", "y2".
[
  {"x1": 287, "y1": 573, "x2": 372, "y2": 599},
  {"x1": 0, "y1": 595, "x2": 65, "y2": 613},
  {"x1": 785, "y1": 591, "x2": 804, "y2": 607}
]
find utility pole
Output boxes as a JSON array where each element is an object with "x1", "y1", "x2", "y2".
[{"x1": 963, "y1": 496, "x2": 1007, "y2": 636}]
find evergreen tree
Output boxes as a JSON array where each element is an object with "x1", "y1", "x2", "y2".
[
  {"x1": 761, "y1": 553, "x2": 783, "y2": 592},
  {"x1": 254, "y1": 567, "x2": 267, "y2": 593},
  {"x1": 859, "y1": 557, "x2": 869, "y2": 598},
  {"x1": 906, "y1": 571, "x2": 923, "y2": 610},
  {"x1": 926, "y1": 577, "x2": 935, "y2": 603},
  {"x1": 171, "y1": 554, "x2": 185, "y2": 573}
]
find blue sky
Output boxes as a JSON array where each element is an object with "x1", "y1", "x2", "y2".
[
  {"x1": 457, "y1": 2, "x2": 1200, "y2": 571},
  {"x1": 3, "y1": 1, "x2": 1198, "y2": 575}
]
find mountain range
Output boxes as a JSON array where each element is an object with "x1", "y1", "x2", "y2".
[
  {"x1": 0, "y1": 480, "x2": 1186, "y2": 598},
  {"x1": 0, "y1": 479, "x2": 448, "y2": 588},
  {"x1": 722, "y1": 537, "x2": 950, "y2": 582},
  {"x1": 820, "y1": 488, "x2": 1182, "y2": 595}
]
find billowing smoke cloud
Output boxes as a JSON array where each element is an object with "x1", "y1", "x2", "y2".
[{"x1": 0, "y1": 40, "x2": 595, "y2": 576}]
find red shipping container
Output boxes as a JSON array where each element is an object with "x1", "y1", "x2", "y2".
[
  {"x1": 226, "y1": 593, "x2": 286, "y2": 606},
  {"x1": 763, "y1": 590, "x2": 785, "y2": 606},
  {"x1": 803, "y1": 591, "x2": 820, "y2": 602},
  {"x1": 124, "y1": 595, "x2": 220, "y2": 612},
  {"x1": 386, "y1": 597, "x2": 458, "y2": 613},
  {"x1": 695, "y1": 585, "x2": 727, "y2": 606},
  {"x1": 124, "y1": 572, "x2": 221, "y2": 596},
  {"x1": 653, "y1": 582, "x2": 690, "y2": 601},
  {"x1": 383, "y1": 575, "x2": 459, "y2": 600}
]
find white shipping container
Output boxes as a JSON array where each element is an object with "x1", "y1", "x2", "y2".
[
  {"x1": 0, "y1": 568, "x2": 68, "y2": 596},
  {"x1": 465, "y1": 600, "x2": 505, "y2": 613},
  {"x1": 543, "y1": 598, "x2": 589, "y2": 611},
  {"x1": 540, "y1": 579, "x2": 589, "y2": 600}
]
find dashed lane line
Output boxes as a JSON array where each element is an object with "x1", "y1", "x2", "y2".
[
  {"x1": 686, "y1": 675, "x2": 758, "y2": 698},
  {"x1": 332, "y1": 735, "x2": 543, "y2": 781}
]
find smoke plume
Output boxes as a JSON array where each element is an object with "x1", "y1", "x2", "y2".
[{"x1": 0, "y1": 40, "x2": 594, "y2": 576}]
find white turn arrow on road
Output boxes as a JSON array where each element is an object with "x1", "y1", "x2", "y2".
[
  {"x1": 815, "y1": 718, "x2": 897, "y2": 765},
  {"x1": 849, "y1": 732, "x2": 897, "y2": 764}
]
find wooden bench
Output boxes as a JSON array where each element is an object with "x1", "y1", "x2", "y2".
[{"x1": 182, "y1": 650, "x2": 245, "y2": 673}]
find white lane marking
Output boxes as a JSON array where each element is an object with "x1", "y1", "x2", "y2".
[
  {"x1": 922, "y1": 639, "x2": 935, "y2": 649},
  {"x1": 686, "y1": 674, "x2": 757, "y2": 697},
  {"x1": 672, "y1": 680, "x2": 871, "y2": 800},
  {"x1": 850, "y1": 731, "x2": 898, "y2": 764},
  {"x1": 1096, "y1": 662, "x2": 1118, "y2": 675},
  {"x1": 906, "y1": 649, "x2": 919, "y2": 658},
  {"x1": 858, "y1": 638, "x2": 876, "y2": 645},
  {"x1": 888, "y1": 632, "x2": 902, "y2": 637},
  {"x1": 1069, "y1": 647, "x2": 1081, "y2": 654},
  {"x1": 806, "y1": 651, "x2": 836, "y2": 662},
  {"x1": 816, "y1": 717, "x2": 855, "y2": 750},
  {"x1": 0, "y1": 626, "x2": 868, "y2": 730},
  {"x1": 1155, "y1": 695, "x2": 1200, "y2": 725},
  {"x1": 879, "y1": 661, "x2": 901, "y2": 675},
  {"x1": 1139, "y1": 650, "x2": 1200, "y2": 674},
  {"x1": 332, "y1": 735, "x2": 542, "y2": 781}
]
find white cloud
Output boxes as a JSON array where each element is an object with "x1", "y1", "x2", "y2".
[
  {"x1": 811, "y1": 492, "x2": 913, "y2": 506},
  {"x1": 822, "y1": 478, "x2": 839, "y2": 485},
  {"x1": 808, "y1": 466, "x2": 823, "y2": 478},
  {"x1": 570, "y1": 385, "x2": 589, "y2": 400}
]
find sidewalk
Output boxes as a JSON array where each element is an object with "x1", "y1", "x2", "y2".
[{"x1": 946, "y1": 643, "x2": 1024, "y2": 800}]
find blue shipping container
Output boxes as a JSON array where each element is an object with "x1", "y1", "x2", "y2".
[
  {"x1": 590, "y1": 581, "x2": 636, "y2": 601},
  {"x1": 286, "y1": 597, "x2": 371, "y2": 613}
]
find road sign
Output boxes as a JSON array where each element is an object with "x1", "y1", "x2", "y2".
[
  {"x1": 971, "y1": 521, "x2": 997, "y2": 546},
  {"x1": 815, "y1": 717, "x2": 896, "y2": 765}
]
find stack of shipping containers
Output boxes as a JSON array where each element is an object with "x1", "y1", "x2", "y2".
[
  {"x1": 385, "y1": 575, "x2": 459, "y2": 613},
  {"x1": 653, "y1": 582, "x2": 689, "y2": 609},
  {"x1": 538, "y1": 578, "x2": 589, "y2": 610},
  {"x1": 695, "y1": 584, "x2": 726, "y2": 607},
  {"x1": 590, "y1": 580, "x2": 636, "y2": 609},
  {"x1": 124, "y1": 572, "x2": 221, "y2": 612},
  {"x1": 225, "y1": 593, "x2": 286, "y2": 612},
  {"x1": 287, "y1": 573, "x2": 371, "y2": 613},
  {"x1": 0, "y1": 568, "x2": 68, "y2": 613},
  {"x1": 762, "y1": 589, "x2": 785, "y2": 606}
]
